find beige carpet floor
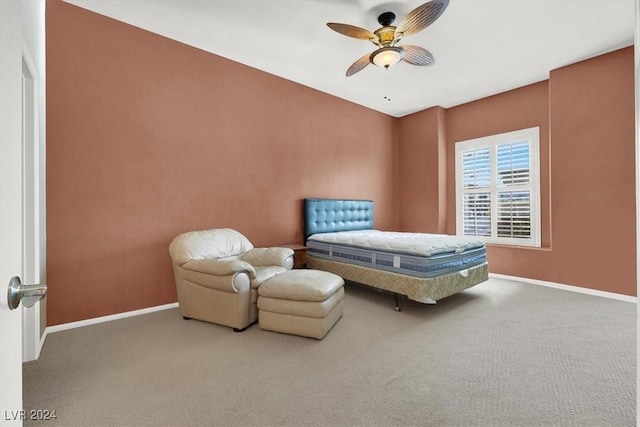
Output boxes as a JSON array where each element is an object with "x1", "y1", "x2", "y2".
[{"x1": 23, "y1": 278, "x2": 635, "y2": 426}]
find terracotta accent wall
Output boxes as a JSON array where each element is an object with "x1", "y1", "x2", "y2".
[
  {"x1": 46, "y1": 1, "x2": 397, "y2": 325},
  {"x1": 398, "y1": 106, "x2": 448, "y2": 233},
  {"x1": 547, "y1": 47, "x2": 635, "y2": 295},
  {"x1": 445, "y1": 48, "x2": 635, "y2": 295}
]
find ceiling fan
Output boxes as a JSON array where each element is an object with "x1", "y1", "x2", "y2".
[{"x1": 327, "y1": 0, "x2": 450, "y2": 77}]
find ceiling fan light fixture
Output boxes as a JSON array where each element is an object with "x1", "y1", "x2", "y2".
[
  {"x1": 328, "y1": 0, "x2": 449, "y2": 76},
  {"x1": 370, "y1": 47, "x2": 405, "y2": 68}
]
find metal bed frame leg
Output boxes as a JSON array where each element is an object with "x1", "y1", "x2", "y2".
[{"x1": 394, "y1": 294, "x2": 402, "y2": 312}]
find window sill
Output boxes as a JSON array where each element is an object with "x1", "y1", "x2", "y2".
[{"x1": 486, "y1": 242, "x2": 551, "y2": 251}]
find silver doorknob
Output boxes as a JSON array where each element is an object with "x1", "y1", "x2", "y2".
[{"x1": 7, "y1": 276, "x2": 47, "y2": 310}]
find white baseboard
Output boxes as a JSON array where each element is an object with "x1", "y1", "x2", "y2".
[
  {"x1": 46, "y1": 302, "x2": 179, "y2": 334},
  {"x1": 42, "y1": 275, "x2": 636, "y2": 335},
  {"x1": 489, "y1": 273, "x2": 637, "y2": 303}
]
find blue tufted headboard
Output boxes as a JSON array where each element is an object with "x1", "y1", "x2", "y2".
[{"x1": 304, "y1": 198, "x2": 374, "y2": 243}]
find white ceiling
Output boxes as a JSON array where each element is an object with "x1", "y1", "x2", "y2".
[{"x1": 63, "y1": 0, "x2": 635, "y2": 118}]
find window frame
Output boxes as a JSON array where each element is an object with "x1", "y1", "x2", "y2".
[{"x1": 455, "y1": 127, "x2": 541, "y2": 247}]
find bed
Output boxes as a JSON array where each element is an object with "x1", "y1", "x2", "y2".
[{"x1": 303, "y1": 198, "x2": 489, "y2": 310}]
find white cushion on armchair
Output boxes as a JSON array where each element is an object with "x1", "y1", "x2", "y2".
[
  {"x1": 168, "y1": 228, "x2": 294, "y2": 331},
  {"x1": 169, "y1": 228, "x2": 255, "y2": 265}
]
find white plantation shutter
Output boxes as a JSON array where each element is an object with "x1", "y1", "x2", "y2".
[
  {"x1": 461, "y1": 147, "x2": 491, "y2": 237},
  {"x1": 496, "y1": 141, "x2": 531, "y2": 240},
  {"x1": 455, "y1": 128, "x2": 540, "y2": 247},
  {"x1": 497, "y1": 190, "x2": 531, "y2": 238},
  {"x1": 462, "y1": 147, "x2": 490, "y2": 189},
  {"x1": 496, "y1": 142, "x2": 530, "y2": 186},
  {"x1": 463, "y1": 193, "x2": 491, "y2": 236}
]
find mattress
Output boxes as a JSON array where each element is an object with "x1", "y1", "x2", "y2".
[{"x1": 306, "y1": 230, "x2": 486, "y2": 278}]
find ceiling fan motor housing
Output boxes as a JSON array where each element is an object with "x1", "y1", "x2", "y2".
[{"x1": 374, "y1": 26, "x2": 397, "y2": 46}]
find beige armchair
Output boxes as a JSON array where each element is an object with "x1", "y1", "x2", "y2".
[{"x1": 168, "y1": 228, "x2": 294, "y2": 331}]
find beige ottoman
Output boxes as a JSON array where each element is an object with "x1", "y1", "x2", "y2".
[{"x1": 257, "y1": 269, "x2": 344, "y2": 339}]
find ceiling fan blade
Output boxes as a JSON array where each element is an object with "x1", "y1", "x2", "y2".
[
  {"x1": 346, "y1": 53, "x2": 371, "y2": 77},
  {"x1": 401, "y1": 45, "x2": 434, "y2": 66},
  {"x1": 327, "y1": 23, "x2": 377, "y2": 41},
  {"x1": 395, "y1": 0, "x2": 450, "y2": 37}
]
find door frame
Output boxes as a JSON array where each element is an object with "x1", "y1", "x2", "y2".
[{"x1": 21, "y1": 44, "x2": 44, "y2": 363}]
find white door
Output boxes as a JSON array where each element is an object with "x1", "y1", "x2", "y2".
[{"x1": 1, "y1": 1, "x2": 26, "y2": 426}]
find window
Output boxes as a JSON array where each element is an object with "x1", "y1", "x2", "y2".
[{"x1": 455, "y1": 127, "x2": 541, "y2": 247}]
